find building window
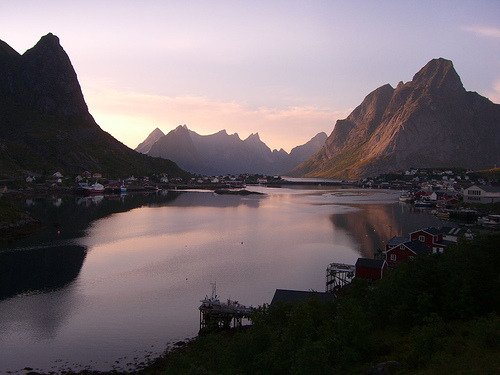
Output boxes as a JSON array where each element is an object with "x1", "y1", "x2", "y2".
[
  {"x1": 390, "y1": 254, "x2": 396, "y2": 261},
  {"x1": 419, "y1": 235, "x2": 425, "y2": 242},
  {"x1": 467, "y1": 190, "x2": 481, "y2": 196},
  {"x1": 434, "y1": 235, "x2": 438, "y2": 242}
]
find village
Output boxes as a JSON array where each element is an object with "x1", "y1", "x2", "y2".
[{"x1": 0, "y1": 166, "x2": 498, "y2": 194}]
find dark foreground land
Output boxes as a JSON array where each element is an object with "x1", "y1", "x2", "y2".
[
  {"x1": 134, "y1": 234, "x2": 499, "y2": 374},
  {"x1": 4, "y1": 217, "x2": 499, "y2": 374}
]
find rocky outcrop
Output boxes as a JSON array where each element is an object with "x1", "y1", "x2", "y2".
[
  {"x1": 0, "y1": 34, "x2": 184, "y2": 177},
  {"x1": 292, "y1": 58, "x2": 500, "y2": 179}
]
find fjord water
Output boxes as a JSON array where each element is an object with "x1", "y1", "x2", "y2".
[{"x1": 0, "y1": 187, "x2": 445, "y2": 372}]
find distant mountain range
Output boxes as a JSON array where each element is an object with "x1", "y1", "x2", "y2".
[
  {"x1": 136, "y1": 125, "x2": 327, "y2": 175},
  {"x1": 291, "y1": 58, "x2": 500, "y2": 179},
  {"x1": 3, "y1": 36, "x2": 496, "y2": 180},
  {"x1": 0, "y1": 33, "x2": 184, "y2": 177}
]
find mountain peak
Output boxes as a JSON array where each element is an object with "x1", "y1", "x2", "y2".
[
  {"x1": 135, "y1": 127, "x2": 165, "y2": 154},
  {"x1": 0, "y1": 39, "x2": 20, "y2": 59},
  {"x1": 411, "y1": 58, "x2": 464, "y2": 94},
  {"x1": 147, "y1": 127, "x2": 165, "y2": 139},
  {"x1": 39, "y1": 32, "x2": 60, "y2": 45},
  {"x1": 18, "y1": 33, "x2": 89, "y2": 118},
  {"x1": 246, "y1": 132, "x2": 260, "y2": 141},
  {"x1": 174, "y1": 124, "x2": 189, "y2": 132},
  {"x1": 28, "y1": 33, "x2": 63, "y2": 54},
  {"x1": 291, "y1": 58, "x2": 499, "y2": 179}
]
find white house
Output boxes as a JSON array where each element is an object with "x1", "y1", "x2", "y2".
[{"x1": 463, "y1": 185, "x2": 500, "y2": 204}]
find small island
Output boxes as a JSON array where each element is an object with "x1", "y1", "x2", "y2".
[{"x1": 214, "y1": 189, "x2": 265, "y2": 196}]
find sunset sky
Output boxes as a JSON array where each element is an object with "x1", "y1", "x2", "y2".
[{"x1": 1, "y1": 1, "x2": 499, "y2": 151}]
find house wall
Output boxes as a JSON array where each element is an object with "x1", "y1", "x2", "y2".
[
  {"x1": 385, "y1": 246, "x2": 414, "y2": 266},
  {"x1": 463, "y1": 186, "x2": 500, "y2": 204},
  {"x1": 355, "y1": 267, "x2": 382, "y2": 280},
  {"x1": 410, "y1": 231, "x2": 442, "y2": 248}
]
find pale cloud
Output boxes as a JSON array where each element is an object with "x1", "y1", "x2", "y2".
[
  {"x1": 463, "y1": 25, "x2": 500, "y2": 38},
  {"x1": 83, "y1": 84, "x2": 348, "y2": 152}
]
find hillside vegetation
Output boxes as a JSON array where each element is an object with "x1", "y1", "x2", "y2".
[{"x1": 142, "y1": 234, "x2": 500, "y2": 374}]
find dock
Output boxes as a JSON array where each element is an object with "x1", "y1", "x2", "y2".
[
  {"x1": 199, "y1": 283, "x2": 253, "y2": 333},
  {"x1": 325, "y1": 262, "x2": 355, "y2": 293}
]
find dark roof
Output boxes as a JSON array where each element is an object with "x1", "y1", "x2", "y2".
[
  {"x1": 439, "y1": 226, "x2": 454, "y2": 234},
  {"x1": 387, "y1": 236, "x2": 409, "y2": 247},
  {"x1": 355, "y1": 258, "x2": 386, "y2": 269},
  {"x1": 415, "y1": 227, "x2": 441, "y2": 235},
  {"x1": 441, "y1": 227, "x2": 466, "y2": 236},
  {"x1": 478, "y1": 185, "x2": 500, "y2": 193},
  {"x1": 435, "y1": 239, "x2": 455, "y2": 247},
  {"x1": 271, "y1": 289, "x2": 334, "y2": 306},
  {"x1": 403, "y1": 240, "x2": 429, "y2": 255}
]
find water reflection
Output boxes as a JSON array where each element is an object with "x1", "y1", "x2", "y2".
[
  {"x1": 0, "y1": 245, "x2": 87, "y2": 300},
  {"x1": 0, "y1": 189, "x2": 449, "y2": 373},
  {"x1": 7, "y1": 191, "x2": 262, "y2": 250},
  {"x1": 0, "y1": 282, "x2": 80, "y2": 341},
  {"x1": 330, "y1": 203, "x2": 448, "y2": 258}
]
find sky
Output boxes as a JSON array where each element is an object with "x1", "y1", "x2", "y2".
[{"x1": 1, "y1": 0, "x2": 499, "y2": 152}]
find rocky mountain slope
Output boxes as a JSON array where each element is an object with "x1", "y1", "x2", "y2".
[
  {"x1": 138, "y1": 125, "x2": 326, "y2": 175},
  {"x1": 291, "y1": 58, "x2": 500, "y2": 179},
  {"x1": 135, "y1": 127, "x2": 165, "y2": 154},
  {"x1": 0, "y1": 34, "x2": 183, "y2": 177}
]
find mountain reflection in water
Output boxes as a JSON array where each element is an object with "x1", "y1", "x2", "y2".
[
  {"x1": 0, "y1": 189, "x2": 449, "y2": 373},
  {"x1": 0, "y1": 245, "x2": 87, "y2": 300},
  {"x1": 330, "y1": 203, "x2": 447, "y2": 258}
]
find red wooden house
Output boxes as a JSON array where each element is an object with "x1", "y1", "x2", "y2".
[
  {"x1": 385, "y1": 236, "x2": 409, "y2": 251},
  {"x1": 410, "y1": 227, "x2": 450, "y2": 254},
  {"x1": 355, "y1": 258, "x2": 388, "y2": 280},
  {"x1": 384, "y1": 240, "x2": 429, "y2": 266}
]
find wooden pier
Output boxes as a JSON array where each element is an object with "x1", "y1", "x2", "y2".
[
  {"x1": 199, "y1": 284, "x2": 253, "y2": 333},
  {"x1": 325, "y1": 262, "x2": 355, "y2": 293}
]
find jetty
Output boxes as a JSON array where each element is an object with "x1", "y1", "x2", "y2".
[
  {"x1": 325, "y1": 262, "x2": 355, "y2": 293},
  {"x1": 199, "y1": 283, "x2": 253, "y2": 333}
]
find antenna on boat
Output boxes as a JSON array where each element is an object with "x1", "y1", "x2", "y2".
[{"x1": 210, "y1": 282, "x2": 217, "y2": 300}]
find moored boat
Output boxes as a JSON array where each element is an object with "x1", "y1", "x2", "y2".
[
  {"x1": 414, "y1": 200, "x2": 436, "y2": 208},
  {"x1": 399, "y1": 193, "x2": 414, "y2": 203},
  {"x1": 75, "y1": 182, "x2": 105, "y2": 195}
]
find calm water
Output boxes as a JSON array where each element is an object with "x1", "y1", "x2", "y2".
[{"x1": 0, "y1": 187, "x2": 447, "y2": 372}]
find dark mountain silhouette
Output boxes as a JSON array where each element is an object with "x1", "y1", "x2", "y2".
[
  {"x1": 0, "y1": 33, "x2": 184, "y2": 177},
  {"x1": 291, "y1": 58, "x2": 500, "y2": 179},
  {"x1": 139, "y1": 124, "x2": 327, "y2": 175}
]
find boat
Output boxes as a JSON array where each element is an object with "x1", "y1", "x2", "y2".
[
  {"x1": 434, "y1": 210, "x2": 450, "y2": 220},
  {"x1": 76, "y1": 182, "x2": 105, "y2": 195},
  {"x1": 414, "y1": 200, "x2": 436, "y2": 208},
  {"x1": 399, "y1": 193, "x2": 414, "y2": 203}
]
